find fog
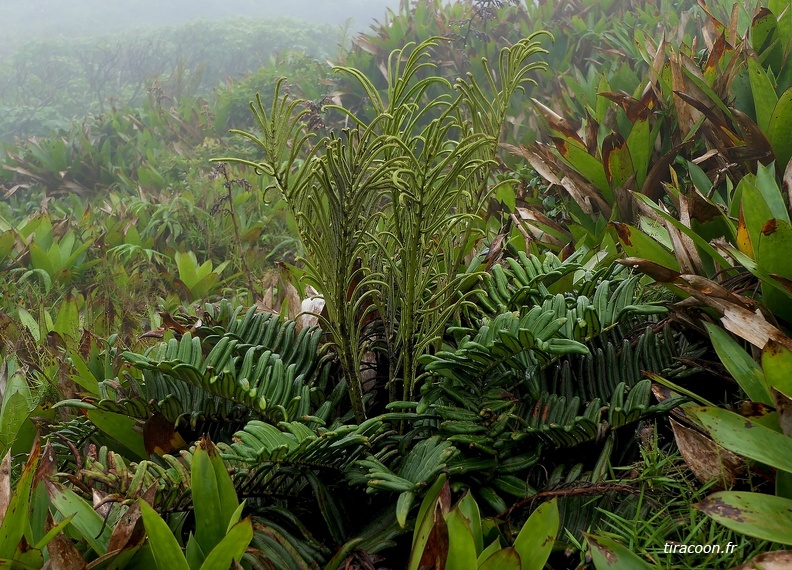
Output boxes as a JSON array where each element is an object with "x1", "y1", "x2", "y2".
[{"x1": 1, "y1": 0, "x2": 403, "y2": 56}]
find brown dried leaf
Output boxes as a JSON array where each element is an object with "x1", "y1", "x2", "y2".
[
  {"x1": 501, "y1": 143, "x2": 562, "y2": 187},
  {"x1": 730, "y1": 108, "x2": 774, "y2": 164},
  {"x1": 772, "y1": 389, "x2": 792, "y2": 438},
  {"x1": 730, "y1": 550, "x2": 792, "y2": 570},
  {"x1": 45, "y1": 512, "x2": 87, "y2": 570},
  {"x1": 106, "y1": 483, "x2": 156, "y2": 553},
  {"x1": 33, "y1": 441, "x2": 58, "y2": 489},
  {"x1": 0, "y1": 452, "x2": 10, "y2": 527},
  {"x1": 783, "y1": 156, "x2": 792, "y2": 212},
  {"x1": 640, "y1": 141, "x2": 693, "y2": 200},
  {"x1": 617, "y1": 258, "x2": 680, "y2": 282},
  {"x1": 678, "y1": 281, "x2": 792, "y2": 350},
  {"x1": 530, "y1": 98, "x2": 584, "y2": 144},
  {"x1": 598, "y1": 91, "x2": 650, "y2": 121},
  {"x1": 670, "y1": 418, "x2": 744, "y2": 488},
  {"x1": 143, "y1": 412, "x2": 187, "y2": 456}
]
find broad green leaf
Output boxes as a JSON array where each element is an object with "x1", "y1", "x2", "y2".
[
  {"x1": 476, "y1": 539, "x2": 503, "y2": 567},
  {"x1": 495, "y1": 183, "x2": 516, "y2": 211},
  {"x1": 696, "y1": 491, "x2": 792, "y2": 545},
  {"x1": 692, "y1": 406, "x2": 792, "y2": 473},
  {"x1": 139, "y1": 500, "x2": 190, "y2": 570},
  {"x1": 738, "y1": 177, "x2": 773, "y2": 251},
  {"x1": 456, "y1": 492, "x2": 482, "y2": 555},
  {"x1": 445, "y1": 507, "x2": 476, "y2": 570},
  {"x1": 67, "y1": 352, "x2": 100, "y2": 394},
  {"x1": 757, "y1": 219, "x2": 792, "y2": 322},
  {"x1": 186, "y1": 534, "x2": 206, "y2": 569},
  {"x1": 479, "y1": 547, "x2": 521, "y2": 570},
  {"x1": 0, "y1": 231, "x2": 15, "y2": 261},
  {"x1": 192, "y1": 439, "x2": 225, "y2": 554},
  {"x1": 513, "y1": 498, "x2": 558, "y2": 570},
  {"x1": 756, "y1": 163, "x2": 790, "y2": 224},
  {"x1": 199, "y1": 518, "x2": 253, "y2": 570},
  {"x1": 174, "y1": 251, "x2": 199, "y2": 290},
  {"x1": 632, "y1": 193, "x2": 731, "y2": 269},
  {"x1": 47, "y1": 480, "x2": 110, "y2": 555},
  {"x1": 0, "y1": 367, "x2": 35, "y2": 454},
  {"x1": 554, "y1": 137, "x2": 612, "y2": 200},
  {"x1": 585, "y1": 533, "x2": 653, "y2": 570},
  {"x1": 626, "y1": 118, "x2": 650, "y2": 189},
  {"x1": 86, "y1": 410, "x2": 147, "y2": 460},
  {"x1": 28, "y1": 242, "x2": 54, "y2": 276},
  {"x1": 767, "y1": 87, "x2": 792, "y2": 170},
  {"x1": 0, "y1": 445, "x2": 39, "y2": 559},
  {"x1": 16, "y1": 307, "x2": 40, "y2": 343},
  {"x1": 762, "y1": 340, "x2": 792, "y2": 399},
  {"x1": 411, "y1": 474, "x2": 448, "y2": 555},
  {"x1": 705, "y1": 323, "x2": 771, "y2": 405},
  {"x1": 751, "y1": 7, "x2": 784, "y2": 74},
  {"x1": 602, "y1": 133, "x2": 633, "y2": 190},
  {"x1": 204, "y1": 439, "x2": 238, "y2": 531},
  {"x1": 610, "y1": 222, "x2": 679, "y2": 272},
  {"x1": 748, "y1": 57, "x2": 778, "y2": 133},
  {"x1": 53, "y1": 294, "x2": 80, "y2": 338}
]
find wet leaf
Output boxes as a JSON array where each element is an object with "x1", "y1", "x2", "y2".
[
  {"x1": 602, "y1": 133, "x2": 633, "y2": 189},
  {"x1": 445, "y1": 507, "x2": 476, "y2": 570},
  {"x1": 585, "y1": 533, "x2": 653, "y2": 569},
  {"x1": 514, "y1": 498, "x2": 558, "y2": 570},
  {"x1": 617, "y1": 257, "x2": 680, "y2": 283},
  {"x1": 737, "y1": 207, "x2": 754, "y2": 257},
  {"x1": 767, "y1": 88, "x2": 792, "y2": 171},
  {"x1": 143, "y1": 412, "x2": 187, "y2": 456},
  {"x1": 696, "y1": 491, "x2": 792, "y2": 545},
  {"x1": 758, "y1": 219, "x2": 792, "y2": 321},
  {"x1": 139, "y1": 500, "x2": 190, "y2": 570},
  {"x1": 763, "y1": 340, "x2": 792, "y2": 400},
  {"x1": 479, "y1": 547, "x2": 520, "y2": 570},
  {"x1": 692, "y1": 406, "x2": 792, "y2": 472},
  {"x1": 748, "y1": 57, "x2": 778, "y2": 133},
  {"x1": 705, "y1": 323, "x2": 771, "y2": 405},
  {"x1": 552, "y1": 137, "x2": 611, "y2": 199},
  {"x1": 199, "y1": 517, "x2": 253, "y2": 570},
  {"x1": 730, "y1": 550, "x2": 792, "y2": 570},
  {"x1": 46, "y1": 479, "x2": 110, "y2": 556},
  {"x1": 43, "y1": 513, "x2": 85, "y2": 570},
  {"x1": 670, "y1": 419, "x2": 743, "y2": 488}
]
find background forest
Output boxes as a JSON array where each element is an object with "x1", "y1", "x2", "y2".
[{"x1": 1, "y1": 0, "x2": 791, "y2": 568}]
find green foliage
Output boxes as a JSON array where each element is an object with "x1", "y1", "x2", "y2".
[{"x1": 407, "y1": 474, "x2": 560, "y2": 570}]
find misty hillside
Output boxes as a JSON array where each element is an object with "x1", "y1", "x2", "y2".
[{"x1": 1, "y1": 0, "x2": 401, "y2": 56}]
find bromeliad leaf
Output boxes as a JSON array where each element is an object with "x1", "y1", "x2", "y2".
[{"x1": 696, "y1": 492, "x2": 792, "y2": 545}]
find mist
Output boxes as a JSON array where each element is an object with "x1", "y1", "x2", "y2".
[{"x1": 1, "y1": 0, "x2": 403, "y2": 57}]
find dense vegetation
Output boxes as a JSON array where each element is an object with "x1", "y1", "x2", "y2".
[{"x1": 1, "y1": 0, "x2": 792, "y2": 568}]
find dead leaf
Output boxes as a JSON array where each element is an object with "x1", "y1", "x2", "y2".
[
  {"x1": 598, "y1": 91, "x2": 651, "y2": 121},
  {"x1": 106, "y1": 483, "x2": 157, "y2": 553},
  {"x1": 640, "y1": 141, "x2": 694, "y2": 200},
  {"x1": 617, "y1": 258, "x2": 680, "y2": 282},
  {"x1": 144, "y1": 412, "x2": 187, "y2": 456},
  {"x1": 44, "y1": 512, "x2": 87, "y2": 570},
  {"x1": 670, "y1": 418, "x2": 744, "y2": 488},
  {"x1": 0, "y1": 452, "x2": 10, "y2": 527},
  {"x1": 783, "y1": 156, "x2": 792, "y2": 211},
  {"x1": 772, "y1": 389, "x2": 792, "y2": 438},
  {"x1": 730, "y1": 550, "x2": 792, "y2": 570},
  {"x1": 530, "y1": 98, "x2": 583, "y2": 144}
]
